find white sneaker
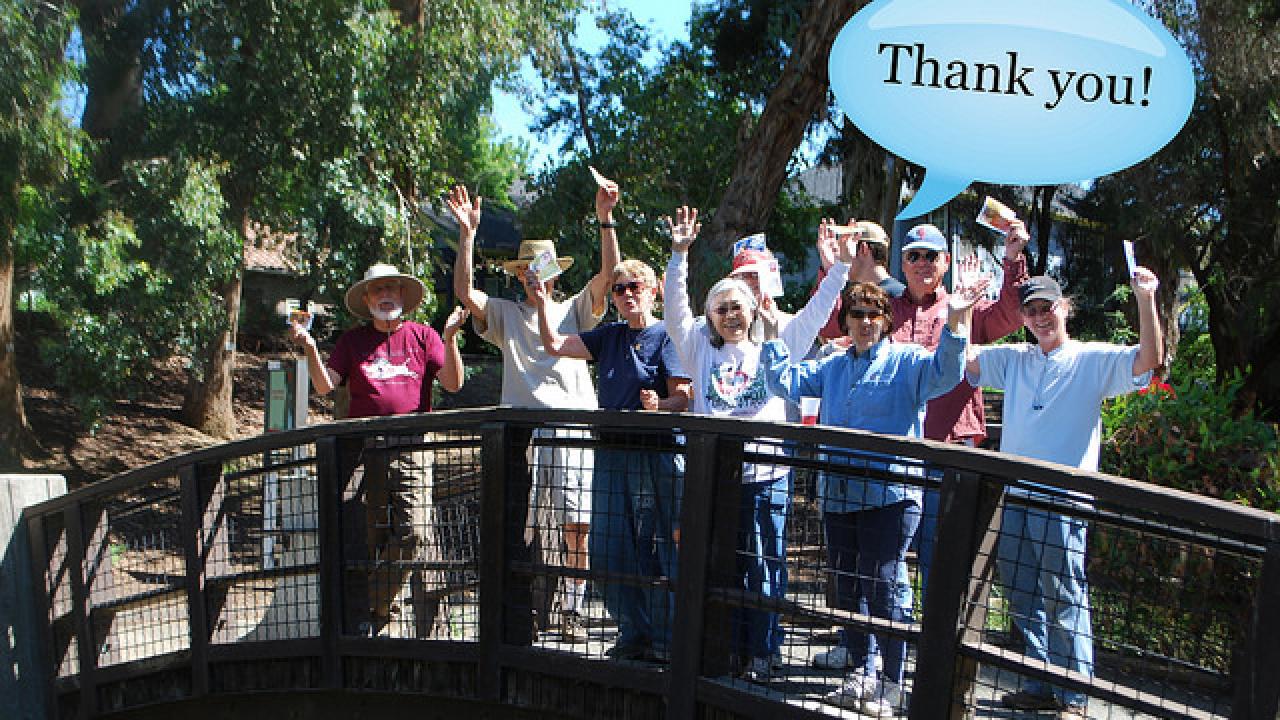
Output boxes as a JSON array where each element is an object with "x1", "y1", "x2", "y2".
[
  {"x1": 823, "y1": 670, "x2": 874, "y2": 709},
  {"x1": 813, "y1": 645, "x2": 855, "y2": 669}
]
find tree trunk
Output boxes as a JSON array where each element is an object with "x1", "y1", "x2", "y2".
[
  {"x1": 181, "y1": 207, "x2": 246, "y2": 439},
  {"x1": 0, "y1": 189, "x2": 39, "y2": 469},
  {"x1": 701, "y1": 0, "x2": 862, "y2": 265},
  {"x1": 76, "y1": 0, "x2": 143, "y2": 175},
  {"x1": 839, "y1": 120, "x2": 909, "y2": 232}
]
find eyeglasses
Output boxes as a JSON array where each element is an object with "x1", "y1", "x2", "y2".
[
  {"x1": 904, "y1": 250, "x2": 940, "y2": 264},
  {"x1": 713, "y1": 303, "x2": 745, "y2": 316},
  {"x1": 611, "y1": 281, "x2": 646, "y2": 296},
  {"x1": 846, "y1": 309, "x2": 884, "y2": 320},
  {"x1": 1020, "y1": 301, "x2": 1058, "y2": 318}
]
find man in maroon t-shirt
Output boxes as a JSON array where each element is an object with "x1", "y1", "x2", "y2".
[{"x1": 291, "y1": 263, "x2": 468, "y2": 637}]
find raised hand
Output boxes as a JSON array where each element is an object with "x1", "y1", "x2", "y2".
[
  {"x1": 525, "y1": 268, "x2": 549, "y2": 305},
  {"x1": 1004, "y1": 218, "x2": 1029, "y2": 259},
  {"x1": 1131, "y1": 266, "x2": 1159, "y2": 299},
  {"x1": 594, "y1": 174, "x2": 620, "y2": 219},
  {"x1": 758, "y1": 296, "x2": 780, "y2": 341},
  {"x1": 816, "y1": 218, "x2": 839, "y2": 270},
  {"x1": 287, "y1": 321, "x2": 314, "y2": 349},
  {"x1": 664, "y1": 206, "x2": 701, "y2": 252},
  {"x1": 442, "y1": 305, "x2": 470, "y2": 337},
  {"x1": 949, "y1": 255, "x2": 993, "y2": 312},
  {"x1": 446, "y1": 185, "x2": 482, "y2": 238}
]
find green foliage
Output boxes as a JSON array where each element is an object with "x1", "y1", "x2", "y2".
[
  {"x1": 34, "y1": 157, "x2": 236, "y2": 425},
  {"x1": 1102, "y1": 373, "x2": 1280, "y2": 510}
]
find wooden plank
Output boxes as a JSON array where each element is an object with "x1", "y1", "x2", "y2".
[
  {"x1": 64, "y1": 502, "x2": 97, "y2": 718},
  {"x1": 667, "y1": 432, "x2": 718, "y2": 720}
]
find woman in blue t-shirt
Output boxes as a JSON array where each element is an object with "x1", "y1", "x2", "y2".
[{"x1": 532, "y1": 258, "x2": 691, "y2": 661}]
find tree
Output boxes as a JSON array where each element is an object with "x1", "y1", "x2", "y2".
[
  {"x1": 0, "y1": 0, "x2": 76, "y2": 467},
  {"x1": 1075, "y1": 0, "x2": 1280, "y2": 414},
  {"x1": 133, "y1": 0, "x2": 580, "y2": 437}
]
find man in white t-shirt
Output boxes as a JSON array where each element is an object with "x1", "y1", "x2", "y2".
[
  {"x1": 448, "y1": 183, "x2": 618, "y2": 645},
  {"x1": 966, "y1": 269, "x2": 1163, "y2": 720}
]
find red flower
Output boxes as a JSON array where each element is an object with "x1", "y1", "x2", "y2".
[{"x1": 1138, "y1": 380, "x2": 1176, "y2": 398}]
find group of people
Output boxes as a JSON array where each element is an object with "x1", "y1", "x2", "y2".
[{"x1": 288, "y1": 180, "x2": 1164, "y2": 720}]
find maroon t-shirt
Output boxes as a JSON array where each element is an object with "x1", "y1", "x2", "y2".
[{"x1": 327, "y1": 321, "x2": 445, "y2": 418}]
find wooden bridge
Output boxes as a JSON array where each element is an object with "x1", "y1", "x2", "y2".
[{"x1": 13, "y1": 408, "x2": 1280, "y2": 719}]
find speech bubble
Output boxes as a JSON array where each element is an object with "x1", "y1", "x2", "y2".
[{"x1": 829, "y1": 0, "x2": 1195, "y2": 220}]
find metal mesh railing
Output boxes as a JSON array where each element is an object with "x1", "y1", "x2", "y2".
[{"x1": 21, "y1": 408, "x2": 1279, "y2": 720}]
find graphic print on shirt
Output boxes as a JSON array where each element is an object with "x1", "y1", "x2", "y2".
[
  {"x1": 706, "y1": 359, "x2": 768, "y2": 414},
  {"x1": 362, "y1": 354, "x2": 420, "y2": 383}
]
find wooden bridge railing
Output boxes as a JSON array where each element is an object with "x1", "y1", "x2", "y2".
[{"x1": 20, "y1": 408, "x2": 1280, "y2": 720}]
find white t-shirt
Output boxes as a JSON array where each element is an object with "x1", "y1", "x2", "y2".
[{"x1": 476, "y1": 286, "x2": 602, "y2": 410}]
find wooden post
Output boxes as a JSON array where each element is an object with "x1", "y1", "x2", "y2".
[
  {"x1": 910, "y1": 470, "x2": 1004, "y2": 720},
  {"x1": 477, "y1": 423, "x2": 510, "y2": 703},
  {"x1": 1232, "y1": 538, "x2": 1280, "y2": 720},
  {"x1": 179, "y1": 464, "x2": 211, "y2": 697},
  {"x1": 667, "y1": 432, "x2": 745, "y2": 719},
  {"x1": 316, "y1": 436, "x2": 345, "y2": 689}
]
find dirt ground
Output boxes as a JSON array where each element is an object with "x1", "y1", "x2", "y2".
[{"x1": 16, "y1": 322, "x2": 504, "y2": 489}]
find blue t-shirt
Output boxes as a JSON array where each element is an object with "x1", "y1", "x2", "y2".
[{"x1": 579, "y1": 320, "x2": 687, "y2": 410}]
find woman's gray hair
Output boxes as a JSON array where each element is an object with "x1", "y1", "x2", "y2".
[{"x1": 704, "y1": 277, "x2": 758, "y2": 348}]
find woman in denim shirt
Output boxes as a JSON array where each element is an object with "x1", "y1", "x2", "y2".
[{"x1": 762, "y1": 279, "x2": 985, "y2": 716}]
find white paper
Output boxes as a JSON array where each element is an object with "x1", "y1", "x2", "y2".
[{"x1": 1123, "y1": 240, "x2": 1137, "y2": 277}]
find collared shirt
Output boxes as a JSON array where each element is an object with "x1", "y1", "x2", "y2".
[
  {"x1": 972, "y1": 340, "x2": 1150, "y2": 495},
  {"x1": 890, "y1": 255, "x2": 1028, "y2": 444},
  {"x1": 762, "y1": 329, "x2": 967, "y2": 512}
]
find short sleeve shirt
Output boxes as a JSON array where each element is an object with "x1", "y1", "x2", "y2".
[
  {"x1": 579, "y1": 320, "x2": 688, "y2": 410},
  {"x1": 327, "y1": 321, "x2": 445, "y2": 418},
  {"x1": 476, "y1": 286, "x2": 602, "y2": 410}
]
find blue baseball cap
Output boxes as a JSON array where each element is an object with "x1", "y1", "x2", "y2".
[{"x1": 902, "y1": 224, "x2": 948, "y2": 253}]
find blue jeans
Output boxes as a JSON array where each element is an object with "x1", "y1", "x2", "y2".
[
  {"x1": 997, "y1": 501, "x2": 1093, "y2": 707},
  {"x1": 589, "y1": 448, "x2": 683, "y2": 650},
  {"x1": 825, "y1": 501, "x2": 921, "y2": 684},
  {"x1": 735, "y1": 476, "x2": 790, "y2": 660}
]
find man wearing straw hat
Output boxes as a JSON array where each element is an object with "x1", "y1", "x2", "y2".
[
  {"x1": 449, "y1": 181, "x2": 619, "y2": 645},
  {"x1": 290, "y1": 263, "x2": 469, "y2": 638}
]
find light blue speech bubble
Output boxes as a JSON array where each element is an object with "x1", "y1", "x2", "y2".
[{"x1": 829, "y1": 0, "x2": 1195, "y2": 220}]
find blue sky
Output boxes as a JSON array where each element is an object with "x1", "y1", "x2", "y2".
[{"x1": 491, "y1": 0, "x2": 697, "y2": 169}]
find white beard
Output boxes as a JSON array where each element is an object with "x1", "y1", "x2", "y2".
[{"x1": 370, "y1": 304, "x2": 403, "y2": 322}]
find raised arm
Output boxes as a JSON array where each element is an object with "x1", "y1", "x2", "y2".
[
  {"x1": 447, "y1": 185, "x2": 489, "y2": 327},
  {"x1": 529, "y1": 269, "x2": 593, "y2": 360},
  {"x1": 781, "y1": 231, "x2": 852, "y2": 355},
  {"x1": 972, "y1": 219, "x2": 1031, "y2": 341},
  {"x1": 662, "y1": 207, "x2": 701, "y2": 351},
  {"x1": 289, "y1": 321, "x2": 338, "y2": 396},
  {"x1": 437, "y1": 305, "x2": 469, "y2": 393},
  {"x1": 586, "y1": 176, "x2": 622, "y2": 316},
  {"x1": 1130, "y1": 266, "x2": 1164, "y2": 376}
]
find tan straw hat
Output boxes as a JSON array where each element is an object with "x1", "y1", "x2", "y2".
[
  {"x1": 501, "y1": 239, "x2": 575, "y2": 276},
  {"x1": 344, "y1": 263, "x2": 426, "y2": 319}
]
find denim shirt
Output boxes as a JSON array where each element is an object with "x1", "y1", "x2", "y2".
[{"x1": 762, "y1": 328, "x2": 967, "y2": 512}]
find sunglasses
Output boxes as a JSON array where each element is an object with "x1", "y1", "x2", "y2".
[
  {"x1": 846, "y1": 309, "x2": 884, "y2": 320},
  {"x1": 904, "y1": 250, "x2": 940, "y2": 264},
  {"x1": 611, "y1": 281, "x2": 646, "y2": 296},
  {"x1": 1020, "y1": 301, "x2": 1058, "y2": 318},
  {"x1": 713, "y1": 303, "x2": 745, "y2": 316}
]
